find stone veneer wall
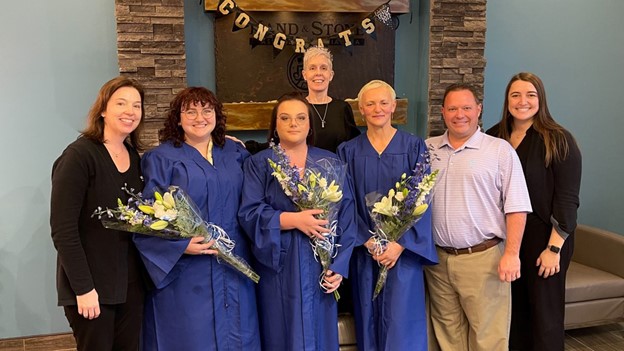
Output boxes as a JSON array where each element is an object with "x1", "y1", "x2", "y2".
[
  {"x1": 113, "y1": 0, "x2": 486, "y2": 143},
  {"x1": 427, "y1": 0, "x2": 487, "y2": 137},
  {"x1": 115, "y1": 0, "x2": 186, "y2": 146}
]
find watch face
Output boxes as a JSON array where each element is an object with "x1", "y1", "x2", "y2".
[{"x1": 549, "y1": 245, "x2": 561, "y2": 254}]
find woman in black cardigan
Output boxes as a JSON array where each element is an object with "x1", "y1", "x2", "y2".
[
  {"x1": 487, "y1": 72, "x2": 582, "y2": 351},
  {"x1": 50, "y1": 76, "x2": 147, "y2": 351}
]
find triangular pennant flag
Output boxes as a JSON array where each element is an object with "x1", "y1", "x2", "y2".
[
  {"x1": 344, "y1": 44, "x2": 354, "y2": 56},
  {"x1": 373, "y1": 1, "x2": 395, "y2": 29},
  {"x1": 249, "y1": 25, "x2": 263, "y2": 49},
  {"x1": 362, "y1": 14, "x2": 378, "y2": 40},
  {"x1": 272, "y1": 46, "x2": 285, "y2": 59},
  {"x1": 216, "y1": 0, "x2": 237, "y2": 18},
  {"x1": 231, "y1": 8, "x2": 251, "y2": 32}
]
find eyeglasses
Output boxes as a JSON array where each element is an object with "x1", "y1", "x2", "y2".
[
  {"x1": 181, "y1": 108, "x2": 215, "y2": 120},
  {"x1": 278, "y1": 115, "x2": 308, "y2": 125}
]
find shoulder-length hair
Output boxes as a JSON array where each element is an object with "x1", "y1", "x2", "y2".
[
  {"x1": 159, "y1": 87, "x2": 226, "y2": 147},
  {"x1": 81, "y1": 76, "x2": 146, "y2": 151},
  {"x1": 267, "y1": 92, "x2": 315, "y2": 145},
  {"x1": 496, "y1": 72, "x2": 572, "y2": 166}
]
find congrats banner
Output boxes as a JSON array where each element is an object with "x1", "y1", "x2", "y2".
[{"x1": 216, "y1": 0, "x2": 396, "y2": 53}]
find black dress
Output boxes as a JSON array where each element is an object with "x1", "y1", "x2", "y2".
[{"x1": 487, "y1": 125, "x2": 582, "y2": 351}]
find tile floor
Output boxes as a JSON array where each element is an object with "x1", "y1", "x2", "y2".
[{"x1": 1, "y1": 322, "x2": 622, "y2": 350}]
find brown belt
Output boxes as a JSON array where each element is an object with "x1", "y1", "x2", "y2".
[{"x1": 438, "y1": 237, "x2": 502, "y2": 255}]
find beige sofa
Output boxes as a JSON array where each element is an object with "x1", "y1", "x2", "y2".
[{"x1": 564, "y1": 224, "x2": 624, "y2": 329}]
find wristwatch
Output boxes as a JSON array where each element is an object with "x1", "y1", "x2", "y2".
[{"x1": 548, "y1": 244, "x2": 561, "y2": 254}]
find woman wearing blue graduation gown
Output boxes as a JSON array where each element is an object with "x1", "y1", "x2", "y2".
[
  {"x1": 238, "y1": 93, "x2": 356, "y2": 351},
  {"x1": 337, "y1": 80, "x2": 438, "y2": 351},
  {"x1": 134, "y1": 87, "x2": 260, "y2": 351}
]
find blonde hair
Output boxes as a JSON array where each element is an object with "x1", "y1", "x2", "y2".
[
  {"x1": 303, "y1": 46, "x2": 333, "y2": 70},
  {"x1": 357, "y1": 80, "x2": 396, "y2": 108}
]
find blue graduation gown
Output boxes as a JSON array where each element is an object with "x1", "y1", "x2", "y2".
[
  {"x1": 238, "y1": 146, "x2": 356, "y2": 351},
  {"x1": 134, "y1": 140, "x2": 260, "y2": 351},
  {"x1": 337, "y1": 131, "x2": 438, "y2": 351}
]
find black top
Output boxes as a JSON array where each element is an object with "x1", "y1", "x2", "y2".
[
  {"x1": 309, "y1": 99, "x2": 361, "y2": 153},
  {"x1": 50, "y1": 136, "x2": 144, "y2": 306},
  {"x1": 487, "y1": 124, "x2": 582, "y2": 237}
]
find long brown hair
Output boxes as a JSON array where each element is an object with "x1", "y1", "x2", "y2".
[
  {"x1": 267, "y1": 92, "x2": 315, "y2": 145},
  {"x1": 81, "y1": 76, "x2": 146, "y2": 151},
  {"x1": 159, "y1": 87, "x2": 226, "y2": 147},
  {"x1": 496, "y1": 72, "x2": 572, "y2": 167}
]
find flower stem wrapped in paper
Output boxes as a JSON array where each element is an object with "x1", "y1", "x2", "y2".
[
  {"x1": 268, "y1": 143, "x2": 346, "y2": 300},
  {"x1": 368, "y1": 156, "x2": 438, "y2": 299},
  {"x1": 92, "y1": 185, "x2": 259, "y2": 283}
]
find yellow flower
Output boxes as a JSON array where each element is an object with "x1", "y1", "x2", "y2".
[
  {"x1": 162, "y1": 192, "x2": 175, "y2": 209},
  {"x1": 149, "y1": 220, "x2": 169, "y2": 230},
  {"x1": 138, "y1": 205, "x2": 155, "y2": 215},
  {"x1": 372, "y1": 195, "x2": 395, "y2": 217},
  {"x1": 412, "y1": 204, "x2": 429, "y2": 217},
  {"x1": 309, "y1": 172, "x2": 318, "y2": 188},
  {"x1": 321, "y1": 180, "x2": 343, "y2": 202},
  {"x1": 298, "y1": 183, "x2": 308, "y2": 193}
]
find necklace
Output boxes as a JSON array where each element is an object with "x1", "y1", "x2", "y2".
[
  {"x1": 311, "y1": 102, "x2": 329, "y2": 128},
  {"x1": 105, "y1": 143, "x2": 125, "y2": 158}
]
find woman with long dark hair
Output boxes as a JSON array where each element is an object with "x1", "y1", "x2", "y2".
[{"x1": 487, "y1": 72, "x2": 582, "y2": 351}]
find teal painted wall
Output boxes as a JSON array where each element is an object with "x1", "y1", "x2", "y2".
[
  {"x1": 482, "y1": 0, "x2": 624, "y2": 234},
  {"x1": 0, "y1": 0, "x2": 119, "y2": 338}
]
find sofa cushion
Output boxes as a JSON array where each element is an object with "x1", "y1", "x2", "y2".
[
  {"x1": 566, "y1": 261, "x2": 624, "y2": 303},
  {"x1": 338, "y1": 313, "x2": 357, "y2": 346}
]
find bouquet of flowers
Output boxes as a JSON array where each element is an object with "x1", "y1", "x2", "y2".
[
  {"x1": 268, "y1": 142, "x2": 345, "y2": 300},
  {"x1": 368, "y1": 155, "x2": 438, "y2": 299},
  {"x1": 92, "y1": 185, "x2": 260, "y2": 283}
]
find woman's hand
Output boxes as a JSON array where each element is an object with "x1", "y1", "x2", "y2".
[
  {"x1": 225, "y1": 134, "x2": 245, "y2": 147},
  {"x1": 322, "y1": 269, "x2": 343, "y2": 294},
  {"x1": 76, "y1": 289, "x2": 100, "y2": 320},
  {"x1": 372, "y1": 242, "x2": 404, "y2": 269},
  {"x1": 536, "y1": 249, "x2": 560, "y2": 278},
  {"x1": 280, "y1": 209, "x2": 329, "y2": 240},
  {"x1": 184, "y1": 236, "x2": 218, "y2": 255}
]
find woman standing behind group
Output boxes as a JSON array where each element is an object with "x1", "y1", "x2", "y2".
[
  {"x1": 238, "y1": 92, "x2": 356, "y2": 351},
  {"x1": 487, "y1": 72, "x2": 582, "y2": 351},
  {"x1": 50, "y1": 76, "x2": 146, "y2": 350},
  {"x1": 245, "y1": 46, "x2": 359, "y2": 155},
  {"x1": 337, "y1": 80, "x2": 438, "y2": 351},
  {"x1": 303, "y1": 46, "x2": 360, "y2": 152},
  {"x1": 134, "y1": 87, "x2": 260, "y2": 351}
]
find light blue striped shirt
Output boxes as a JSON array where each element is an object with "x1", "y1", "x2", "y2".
[{"x1": 426, "y1": 128, "x2": 532, "y2": 248}]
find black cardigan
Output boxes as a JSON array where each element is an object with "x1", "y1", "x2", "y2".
[
  {"x1": 487, "y1": 124, "x2": 582, "y2": 237},
  {"x1": 50, "y1": 136, "x2": 144, "y2": 306}
]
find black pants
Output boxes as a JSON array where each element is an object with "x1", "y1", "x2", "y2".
[
  {"x1": 509, "y1": 218, "x2": 574, "y2": 351},
  {"x1": 64, "y1": 280, "x2": 144, "y2": 351}
]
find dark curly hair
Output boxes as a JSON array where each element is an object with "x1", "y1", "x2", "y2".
[
  {"x1": 159, "y1": 87, "x2": 226, "y2": 147},
  {"x1": 267, "y1": 92, "x2": 315, "y2": 145}
]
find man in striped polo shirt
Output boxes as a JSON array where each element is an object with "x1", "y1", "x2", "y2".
[{"x1": 425, "y1": 83, "x2": 532, "y2": 351}]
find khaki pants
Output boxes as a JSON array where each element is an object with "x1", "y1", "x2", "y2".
[{"x1": 425, "y1": 243, "x2": 510, "y2": 351}]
